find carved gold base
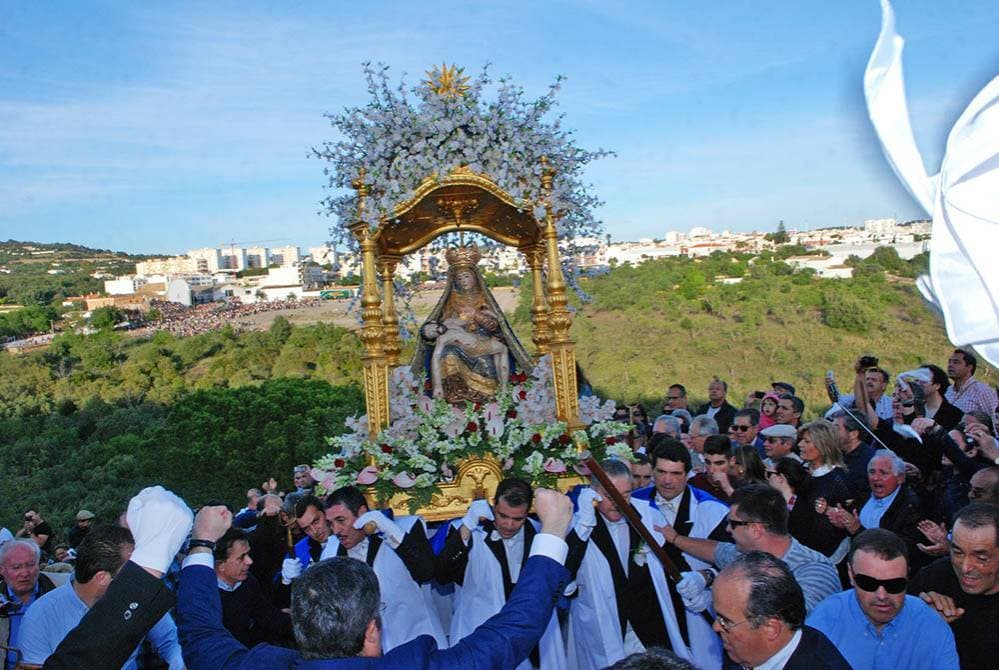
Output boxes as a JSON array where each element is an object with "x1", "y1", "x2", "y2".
[{"x1": 364, "y1": 456, "x2": 585, "y2": 522}]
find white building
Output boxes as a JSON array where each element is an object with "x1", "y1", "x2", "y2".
[
  {"x1": 245, "y1": 246, "x2": 269, "y2": 269},
  {"x1": 864, "y1": 218, "x2": 897, "y2": 236},
  {"x1": 104, "y1": 276, "x2": 148, "y2": 295},
  {"x1": 269, "y1": 246, "x2": 301, "y2": 267},
  {"x1": 136, "y1": 256, "x2": 199, "y2": 275},
  {"x1": 188, "y1": 247, "x2": 223, "y2": 274}
]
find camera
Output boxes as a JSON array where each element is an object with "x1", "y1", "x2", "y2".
[
  {"x1": 964, "y1": 432, "x2": 979, "y2": 450},
  {"x1": 858, "y1": 355, "x2": 879, "y2": 370}
]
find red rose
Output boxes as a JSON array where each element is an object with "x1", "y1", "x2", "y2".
[
  {"x1": 558, "y1": 434, "x2": 571, "y2": 445},
  {"x1": 334, "y1": 458, "x2": 345, "y2": 468},
  {"x1": 605, "y1": 437, "x2": 616, "y2": 445},
  {"x1": 473, "y1": 403, "x2": 482, "y2": 411},
  {"x1": 424, "y1": 381, "x2": 433, "y2": 391},
  {"x1": 518, "y1": 373, "x2": 528, "y2": 383},
  {"x1": 506, "y1": 409, "x2": 518, "y2": 419},
  {"x1": 380, "y1": 444, "x2": 393, "y2": 454},
  {"x1": 467, "y1": 422, "x2": 478, "y2": 433},
  {"x1": 518, "y1": 390, "x2": 527, "y2": 400},
  {"x1": 531, "y1": 433, "x2": 542, "y2": 444}
]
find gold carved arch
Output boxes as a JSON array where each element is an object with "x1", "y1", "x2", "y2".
[{"x1": 349, "y1": 163, "x2": 584, "y2": 486}]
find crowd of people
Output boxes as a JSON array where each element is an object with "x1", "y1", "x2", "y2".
[
  {"x1": 1, "y1": 347, "x2": 998, "y2": 669},
  {"x1": 143, "y1": 298, "x2": 323, "y2": 338}
]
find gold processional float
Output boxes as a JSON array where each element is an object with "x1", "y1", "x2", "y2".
[{"x1": 316, "y1": 64, "x2": 626, "y2": 521}]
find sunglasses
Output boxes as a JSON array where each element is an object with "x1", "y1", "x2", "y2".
[
  {"x1": 730, "y1": 425, "x2": 754, "y2": 432},
  {"x1": 853, "y1": 573, "x2": 908, "y2": 594},
  {"x1": 727, "y1": 517, "x2": 757, "y2": 528}
]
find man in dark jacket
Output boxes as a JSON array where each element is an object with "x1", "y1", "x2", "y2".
[
  {"x1": 695, "y1": 378, "x2": 737, "y2": 434},
  {"x1": 711, "y1": 551, "x2": 850, "y2": 670}
]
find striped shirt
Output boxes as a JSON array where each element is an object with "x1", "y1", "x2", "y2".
[
  {"x1": 714, "y1": 538, "x2": 842, "y2": 613},
  {"x1": 945, "y1": 376, "x2": 998, "y2": 416}
]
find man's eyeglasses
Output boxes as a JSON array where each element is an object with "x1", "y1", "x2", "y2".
[
  {"x1": 730, "y1": 425, "x2": 753, "y2": 432},
  {"x1": 666, "y1": 396, "x2": 682, "y2": 401},
  {"x1": 853, "y1": 573, "x2": 908, "y2": 594},
  {"x1": 715, "y1": 614, "x2": 751, "y2": 632},
  {"x1": 726, "y1": 517, "x2": 758, "y2": 528}
]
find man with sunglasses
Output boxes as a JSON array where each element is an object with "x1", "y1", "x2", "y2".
[{"x1": 807, "y1": 529, "x2": 959, "y2": 669}]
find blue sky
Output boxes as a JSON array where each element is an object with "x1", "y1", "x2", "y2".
[{"x1": 1, "y1": 1, "x2": 997, "y2": 255}]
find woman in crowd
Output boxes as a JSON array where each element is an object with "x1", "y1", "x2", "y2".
[
  {"x1": 798, "y1": 421, "x2": 854, "y2": 559},
  {"x1": 730, "y1": 445, "x2": 768, "y2": 489}
]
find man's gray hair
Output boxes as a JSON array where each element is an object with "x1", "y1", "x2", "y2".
[
  {"x1": 690, "y1": 415, "x2": 719, "y2": 435},
  {"x1": 589, "y1": 458, "x2": 633, "y2": 488},
  {"x1": 869, "y1": 449, "x2": 906, "y2": 477},
  {"x1": 0, "y1": 539, "x2": 40, "y2": 565},
  {"x1": 606, "y1": 647, "x2": 696, "y2": 669},
  {"x1": 291, "y1": 557, "x2": 381, "y2": 658},
  {"x1": 653, "y1": 415, "x2": 682, "y2": 437}
]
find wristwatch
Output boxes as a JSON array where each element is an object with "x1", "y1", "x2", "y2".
[{"x1": 187, "y1": 539, "x2": 215, "y2": 551}]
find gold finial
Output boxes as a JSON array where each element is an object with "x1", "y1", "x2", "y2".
[
  {"x1": 426, "y1": 63, "x2": 470, "y2": 100},
  {"x1": 540, "y1": 156, "x2": 554, "y2": 192}
]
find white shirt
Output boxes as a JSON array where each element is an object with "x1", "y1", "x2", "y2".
[
  {"x1": 605, "y1": 516, "x2": 630, "y2": 576},
  {"x1": 655, "y1": 491, "x2": 685, "y2": 526},
  {"x1": 347, "y1": 537, "x2": 369, "y2": 562},
  {"x1": 490, "y1": 526, "x2": 525, "y2": 583},
  {"x1": 756, "y1": 628, "x2": 803, "y2": 670}
]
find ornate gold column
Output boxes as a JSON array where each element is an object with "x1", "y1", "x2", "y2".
[
  {"x1": 378, "y1": 254, "x2": 402, "y2": 366},
  {"x1": 540, "y1": 158, "x2": 584, "y2": 432},
  {"x1": 350, "y1": 169, "x2": 391, "y2": 440},
  {"x1": 520, "y1": 243, "x2": 551, "y2": 357}
]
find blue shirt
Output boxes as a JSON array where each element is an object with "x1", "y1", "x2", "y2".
[
  {"x1": 807, "y1": 590, "x2": 959, "y2": 670},
  {"x1": 2, "y1": 580, "x2": 44, "y2": 670},
  {"x1": 859, "y1": 486, "x2": 900, "y2": 530},
  {"x1": 18, "y1": 580, "x2": 184, "y2": 669}
]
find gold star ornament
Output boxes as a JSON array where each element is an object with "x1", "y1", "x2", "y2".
[{"x1": 425, "y1": 63, "x2": 470, "y2": 100}]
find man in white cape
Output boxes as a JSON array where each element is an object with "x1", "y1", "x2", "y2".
[
  {"x1": 628, "y1": 437, "x2": 728, "y2": 670},
  {"x1": 435, "y1": 478, "x2": 567, "y2": 670},
  {"x1": 318, "y1": 485, "x2": 446, "y2": 652}
]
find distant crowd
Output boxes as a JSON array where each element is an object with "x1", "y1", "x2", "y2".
[
  {"x1": 144, "y1": 298, "x2": 323, "y2": 337},
  {"x1": 1, "y1": 347, "x2": 998, "y2": 670}
]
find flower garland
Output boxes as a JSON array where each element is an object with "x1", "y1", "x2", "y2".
[
  {"x1": 312, "y1": 63, "x2": 613, "y2": 252},
  {"x1": 313, "y1": 356, "x2": 630, "y2": 511}
]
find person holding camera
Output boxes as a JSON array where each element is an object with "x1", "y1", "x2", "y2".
[
  {"x1": 15, "y1": 511, "x2": 54, "y2": 559},
  {"x1": 825, "y1": 355, "x2": 893, "y2": 422}
]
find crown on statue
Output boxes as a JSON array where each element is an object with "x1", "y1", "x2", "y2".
[{"x1": 445, "y1": 245, "x2": 482, "y2": 270}]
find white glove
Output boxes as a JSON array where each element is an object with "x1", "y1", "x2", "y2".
[
  {"x1": 677, "y1": 570, "x2": 711, "y2": 613},
  {"x1": 354, "y1": 510, "x2": 405, "y2": 548},
  {"x1": 126, "y1": 486, "x2": 193, "y2": 574},
  {"x1": 462, "y1": 499, "x2": 494, "y2": 532},
  {"x1": 575, "y1": 487, "x2": 602, "y2": 530},
  {"x1": 282, "y1": 557, "x2": 303, "y2": 584}
]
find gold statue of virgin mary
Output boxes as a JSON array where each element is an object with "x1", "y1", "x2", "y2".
[{"x1": 411, "y1": 245, "x2": 532, "y2": 404}]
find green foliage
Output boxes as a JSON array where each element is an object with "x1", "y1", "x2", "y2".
[
  {"x1": 764, "y1": 220, "x2": 790, "y2": 245},
  {"x1": 90, "y1": 306, "x2": 126, "y2": 331},
  {"x1": 0, "y1": 305, "x2": 56, "y2": 339}
]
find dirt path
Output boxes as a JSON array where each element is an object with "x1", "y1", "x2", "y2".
[{"x1": 234, "y1": 286, "x2": 521, "y2": 331}]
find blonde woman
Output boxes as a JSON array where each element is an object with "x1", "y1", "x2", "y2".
[{"x1": 795, "y1": 421, "x2": 853, "y2": 558}]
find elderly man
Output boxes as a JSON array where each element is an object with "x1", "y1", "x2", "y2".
[
  {"x1": 807, "y1": 529, "x2": 959, "y2": 669},
  {"x1": 0, "y1": 540, "x2": 57, "y2": 669},
  {"x1": 711, "y1": 552, "x2": 849, "y2": 669},
  {"x1": 565, "y1": 459, "x2": 671, "y2": 669},
  {"x1": 909, "y1": 502, "x2": 999, "y2": 669},
  {"x1": 660, "y1": 484, "x2": 840, "y2": 614},
  {"x1": 17, "y1": 525, "x2": 184, "y2": 670},
  {"x1": 945, "y1": 349, "x2": 998, "y2": 416},
  {"x1": 651, "y1": 415, "x2": 683, "y2": 439},
  {"x1": 214, "y1": 528, "x2": 292, "y2": 648},
  {"x1": 759, "y1": 424, "x2": 800, "y2": 468},
  {"x1": 319, "y1": 486, "x2": 444, "y2": 651},
  {"x1": 825, "y1": 449, "x2": 925, "y2": 574},
  {"x1": 695, "y1": 378, "x2": 737, "y2": 433},
  {"x1": 729, "y1": 408, "x2": 761, "y2": 450},
  {"x1": 436, "y1": 478, "x2": 566, "y2": 669},
  {"x1": 629, "y1": 438, "x2": 728, "y2": 669}
]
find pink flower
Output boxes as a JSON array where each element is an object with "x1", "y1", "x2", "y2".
[
  {"x1": 356, "y1": 466, "x2": 379, "y2": 485},
  {"x1": 543, "y1": 457, "x2": 567, "y2": 474},
  {"x1": 441, "y1": 463, "x2": 454, "y2": 479},
  {"x1": 573, "y1": 462, "x2": 592, "y2": 476},
  {"x1": 502, "y1": 458, "x2": 514, "y2": 471},
  {"x1": 392, "y1": 472, "x2": 417, "y2": 488},
  {"x1": 417, "y1": 395, "x2": 433, "y2": 413}
]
